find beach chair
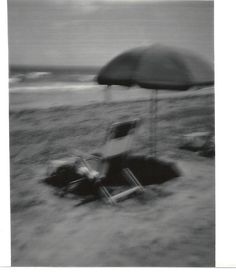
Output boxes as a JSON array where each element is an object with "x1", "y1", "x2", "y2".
[{"x1": 71, "y1": 119, "x2": 144, "y2": 204}]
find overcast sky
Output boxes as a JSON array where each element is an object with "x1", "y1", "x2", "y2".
[{"x1": 8, "y1": 0, "x2": 214, "y2": 67}]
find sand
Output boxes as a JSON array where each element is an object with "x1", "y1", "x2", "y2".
[{"x1": 10, "y1": 86, "x2": 214, "y2": 266}]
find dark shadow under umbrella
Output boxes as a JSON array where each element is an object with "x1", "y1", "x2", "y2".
[{"x1": 96, "y1": 44, "x2": 214, "y2": 156}]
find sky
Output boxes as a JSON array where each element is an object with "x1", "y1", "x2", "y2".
[{"x1": 8, "y1": 0, "x2": 214, "y2": 67}]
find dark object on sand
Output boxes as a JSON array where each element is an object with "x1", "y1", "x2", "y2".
[
  {"x1": 104, "y1": 156, "x2": 181, "y2": 186},
  {"x1": 44, "y1": 155, "x2": 180, "y2": 197},
  {"x1": 45, "y1": 120, "x2": 145, "y2": 204},
  {"x1": 44, "y1": 162, "x2": 96, "y2": 196},
  {"x1": 44, "y1": 120, "x2": 180, "y2": 204},
  {"x1": 96, "y1": 44, "x2": 214, "y2": 156},
  {"x1": 180, "y1": 132, "x2": 215, "y2": 158}
]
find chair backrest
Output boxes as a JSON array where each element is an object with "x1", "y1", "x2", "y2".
[{"x1": 102, "y1": 119, "x2": 140, "y2": 159}]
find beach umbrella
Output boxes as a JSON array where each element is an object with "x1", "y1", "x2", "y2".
[{"x1": 96, "y1": 44, "x2": 214, "y2": 156}]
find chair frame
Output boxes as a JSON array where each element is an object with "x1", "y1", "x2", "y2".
[{"x1": 63, "y1": 119, "x2": 144, "y2": 203}]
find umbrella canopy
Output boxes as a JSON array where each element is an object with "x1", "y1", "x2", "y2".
[
  {"x1": 97, "y1": 44, "x2": 214, "y2": 90},
  {"x1": 97, "y1": 44, "x2": 214, "y2": 157}
]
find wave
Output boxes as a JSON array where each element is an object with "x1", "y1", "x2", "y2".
[{"x1": 9, "y1": 82, "x2": 102, "y2": 93}]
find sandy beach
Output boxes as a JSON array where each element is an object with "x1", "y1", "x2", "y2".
[{"x1": 10, "y1": 85, "x2": 215, "y2": 266}]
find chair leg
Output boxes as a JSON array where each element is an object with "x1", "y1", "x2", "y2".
[
  {"x1": 60, "y1": 177, "x2": 87, "y2": 197},
  {"x1": 122, "y1": 168, "x2": 144, "y2": 192},
  {"x1": 98, "y1": 185, "x2": 116, "y2": 204},
  {"x1": 96, "y1": 168, "x2": 144, "y2": 204}
]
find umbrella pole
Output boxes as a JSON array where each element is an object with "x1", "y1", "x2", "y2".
[
  {"x1": 154, "y1": 90, "x2": 158, "y2": 157},
  {"x1": 104, "y1": 85, "x2": 111, "y2": 103},
  {"x1": 149, "y1": 91, "x2": 152, "y2": 156},
  {"x1": 149, "y1": 89, "x2": 158, "y2": 157}
]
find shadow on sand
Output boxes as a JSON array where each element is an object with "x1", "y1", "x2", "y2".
[{"x1": 43, "y1": 155, "x2": 181, "y2": 197}]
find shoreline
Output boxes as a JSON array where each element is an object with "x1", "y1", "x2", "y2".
[{"x1": 9, "y1": 84, "x2": 214, "y2": 111}]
